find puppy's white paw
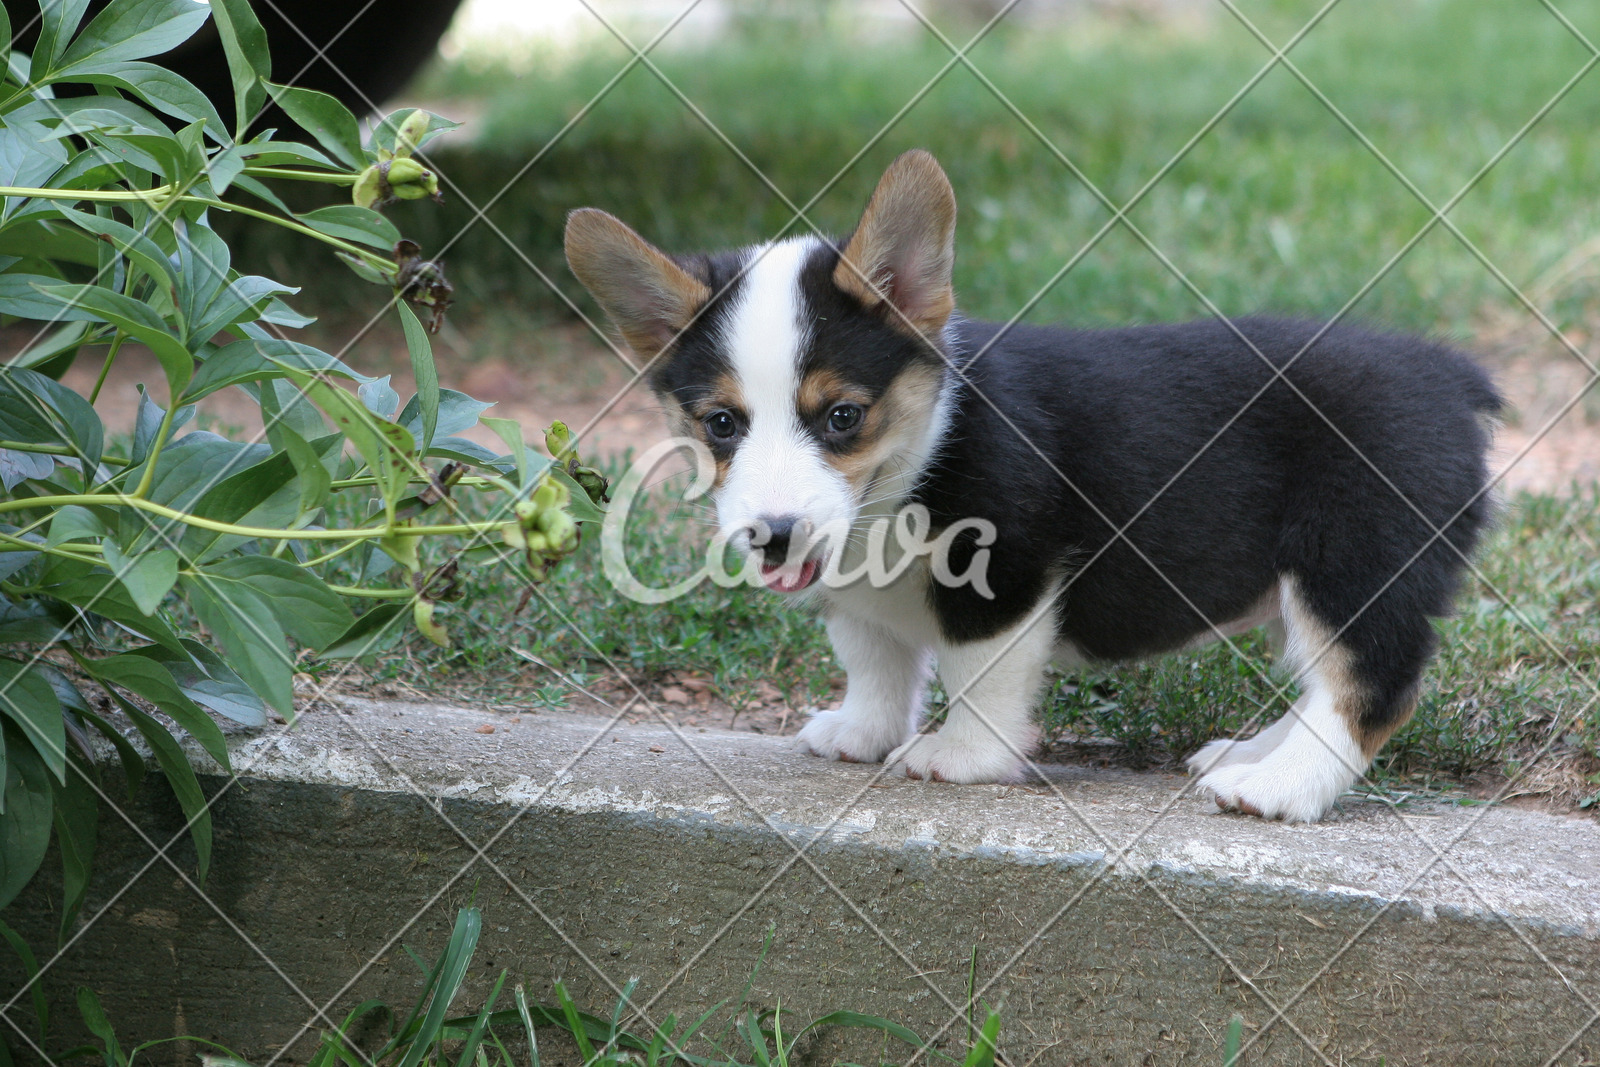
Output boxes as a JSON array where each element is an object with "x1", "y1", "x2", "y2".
[
  {"x1": 886, "y1": 731, "x2": 1025, "y2": 784},
  {"x1": 1185, "y1": 738, "x2": 1251, "y2": 776},
  {"x1": 1196, "y1": 760, "x2": 1348, "y2": 824},
  {"x1": 795, "y1": 707, "x2": 909, "y2": 764}
]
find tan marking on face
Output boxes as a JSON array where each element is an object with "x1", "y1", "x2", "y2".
[
  {"x1": 663, "y1": 370, "x2": 747, "y2": 489},
  {"x1": 797, "y1": 368, "x2": 873, "y2": 417},
  {"x1": 812, "y1": 362, "x2": 944, "y2": 496}
]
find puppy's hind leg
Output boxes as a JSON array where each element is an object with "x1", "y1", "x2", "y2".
[
  {"x1": 797, "y1": 614, "x2": 929, "y2": 763},
  {"x1": 1197, "y1": 577, "x2": 1425, "y2": 822},
  {"x1": 1185, "y1": 706, "x2": 1297, "y2": 775}
]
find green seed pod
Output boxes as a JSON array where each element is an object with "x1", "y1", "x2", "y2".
[
  {"x1": 574, "y1": 468, "x2": 609, "y2": 505},
  {"x1": 514, "y1": 499, "x2": 538, "y2": 523},
  {"x1": 352, "y1": 165, "x2": 383, "y2": 209},
  {"x1": 544, "y1": 512, "x2": 576, "y2": 548},
  {"x1": 535, "y1": 507, "x2": 559, "y2": 534},
  {"x1": 526, "y1": 531, "x2": 549, "y2": 554},
  {"x1": 531, "y1": 482, "x2": 559, "y2": 512},
  {"x1": 394, "y1": 109, "x2": 431, "y2": 158},
  {"x1": 544, "y1": 420, "x2": 573, "y2": 459},
  {"x1": 502, "y1": 520, "x2": 527, "y2": 550},
  {"x1": 392, "y1": 181, "x2": 430, "y2": 201},
  {"x1": 413, "y1": 599, "x2": 451, "y2": 647},
  {"x1": 386, "y1": 157, "x2": 426, "y2": 184}
]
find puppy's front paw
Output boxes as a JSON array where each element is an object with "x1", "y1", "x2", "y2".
[
  {"x1": 1197, "y1": 762, "x2": 1342, "y2": 824},
  {"x1": 1185, "y1": 737, "x2": 1250, "y2": 776},
  {"x1": 886, "y1": 731, "x2": 1025, "y2": 784},
  {"x1": 795, "y1": 707, "x2": 908, "y2": 764}
]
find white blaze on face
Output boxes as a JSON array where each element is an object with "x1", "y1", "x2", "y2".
[{"x1": 715, "y1": 237, "x2": 854, "y2": 562}]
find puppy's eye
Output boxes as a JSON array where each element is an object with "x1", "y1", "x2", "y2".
[
  {"x1": 705, "y1": 410, "x2": 739, "y2": 440},
  {"x1": 826, "y1": 404, "x2": 863, "y2": 434}
]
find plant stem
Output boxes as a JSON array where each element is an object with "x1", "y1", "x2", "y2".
[
  {"x1": 326, "y1": 584, "x2": 414, "y2": 599},
  {"x1": 0, "y1": 185, "x2": 393, "y2": 272},
  {"x1": 0, "y1": 184, "x2": 175, "y2": 203},
  {"x1": 329, "y1": 474, "x2": 497, "y2": 491},
  {"x1": 300, "y1": 537, "x2": 373, "y2": 567},
  {"x1": 0, "y1": 441, "x2": 74, "y2": 455},
  {"x1": 0, "y1": 530, "x2": 102, "y2": 564},
  {"x1": 88, "y1": 330, "x2": 127, "y2": 405},
  {"x1": 132, "y1": 401, "x2": 177, "y2": 499},
  {"x1": 211, "y1": 200, "x2": 391, "y2": 270},
  {"x1": 242, "y1": 167, "x2": 358, "y2": 185},
  {"x1": 0, "y1": 494, "x2": 498, "y2": 541}
]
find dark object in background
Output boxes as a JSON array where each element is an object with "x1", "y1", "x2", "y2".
[{"x1": 3, "y1": 0, "x2": 464, "y2": 128}]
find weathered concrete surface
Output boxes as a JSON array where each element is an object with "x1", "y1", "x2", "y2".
[{"x1": 6, "y1": 697, "x2": 1600, "y2": 1066}]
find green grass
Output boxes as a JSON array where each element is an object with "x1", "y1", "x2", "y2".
[
  {"x1": 310, "y1": 473, "x2": 1600, "y2": 804},
  {"x1": 240, "y1": 0, "x2": 1600, "y2": 340}
]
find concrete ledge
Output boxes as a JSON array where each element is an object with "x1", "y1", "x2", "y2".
[{"x1": 7, "y1": 698, "x2": 1600, "y2": 1065}]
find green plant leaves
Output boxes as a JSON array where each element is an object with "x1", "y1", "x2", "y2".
[
  {"x1": 0, "y1": 659, "x2": 66, "y2": 785},
  {"x1": 43, "y1": 566, "x2": 188, "y2": 655},
  {"x1": 127, "y1": 641, "x2": 266, "y2": 727},
  {"x1": 31, "y1": 0, "x2": 94, "y2": 81},
  {"x1": 0, "y1": 730, "x2": 52, "y2": 911},
  {"x1": 282, "y1": 369, "x2": 417, "y2": 518},
  {"x1": 178, "y1": 569, "x2": 292, "y2": 716},
  {"x1": 184, "y1": 338, "x2": 375, "y2": 402},
  {"x1": 31, "y1": 282, "x2": 193, "y2": 396},
  {"x1": 200, "y1": 556, "x2": 353, "y2": 650},
  {"x1": 264, "y1": 83, "x2": 365, "y2": 171},
  {"x1": 100, "y1": 543, "x2": 178, "y2": 615},
  {"x1": 115, "y1": 690, "x2": 216, "y2": 883},
  {"x1": 76, "y1": 985, "x2": 126, "y2": 1067},
  {"x1": 53, "y1": 0, "x2": 212, "y2": 76},
  {"x1": 207, "y1": 0, "x2": 270, "y2": 138},
  {"x1": 319, "y1": 603, "x2": 407, "y2": 661},
  {"x1": 51, "y1": 750, "x2": 98, "y2": 939},
  {"x1": 78, "y1": 651, "x2": 231, "y2": 770},
  {"x1": 394, "y1": 908, "x2": 481, "y2": 1067},
  {"x1": 72, "y1": 63, "x2": 231, "y2": 145},
  {"x1": 398, "y1": 303, "x2": 441, "y2": 451},
  {"x1": 298, "y1": 205, "x2": 400, "y2": 250}
]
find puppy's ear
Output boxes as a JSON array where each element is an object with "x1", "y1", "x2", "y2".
[
  {"x1": 834, "y1": 149, "x2": 957, "y2": 338},
  {"x1": 565, "y1": 208, "x2": 711, "y2": 357}
]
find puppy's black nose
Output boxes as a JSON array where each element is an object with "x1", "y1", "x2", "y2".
[{"x1": 749, "y1": 516, "x2": 799, "y2": 565}]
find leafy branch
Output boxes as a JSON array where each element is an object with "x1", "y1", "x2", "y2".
[{"x1": 0, "y1": 0, "x2": 611, "y2": 973}]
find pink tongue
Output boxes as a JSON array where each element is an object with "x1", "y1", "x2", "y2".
[{"x1": 762, "y1": 558, "x2": 819, "y2": 593}]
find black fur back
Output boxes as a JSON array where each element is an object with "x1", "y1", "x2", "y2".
[{"x1": 913, "y1": 316, "x2": 1502, "y2": 659}]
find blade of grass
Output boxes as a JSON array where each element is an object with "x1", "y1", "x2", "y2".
[
  {"x1": 553, "y1": 981, "x2": 598, "y2": 1066},
  {"x1": 514, "y1": 986, "x2": 540, "y2": 1067},
  {"x1": 0, "y1": 919, "x2": 48, "y2": 1040},
  {"x1": 962, "y1": 1009, "x2": 1001, "y2": 1067},
  {"x1": 1223, "y1": 1015, "x2": 1242, "y2": 1067},
  {"x1": 453, "y1": 970, "x2": 507, "y2": 1067},
  {"x1": 606, "y1": 978, "x2": 638, "y2": 1059},
  {"x1": 394, "y1": 908, "x2": 481, "y2": 1067}
]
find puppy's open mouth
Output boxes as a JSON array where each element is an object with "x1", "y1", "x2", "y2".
[{"x1": 760, "y1": 557, "x2": 822, "y2": 594}]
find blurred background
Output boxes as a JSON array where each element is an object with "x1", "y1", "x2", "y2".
[{"x1": 73, "y1": 0, "x2": 1600, "y2": 490}]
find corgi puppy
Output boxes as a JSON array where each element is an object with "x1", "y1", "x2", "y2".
[{"x1": 564, "y1": 149, "x2": 1500, "y2": 822}]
